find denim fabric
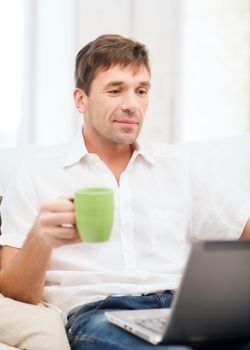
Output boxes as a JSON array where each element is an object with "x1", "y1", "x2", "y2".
[{"x1": 65, "y1": 292, "x2": 250, "y2": 350}]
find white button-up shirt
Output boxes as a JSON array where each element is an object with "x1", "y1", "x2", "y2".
[{"x1": 1, "y1": 129, "x2": 249, "y2": 317}]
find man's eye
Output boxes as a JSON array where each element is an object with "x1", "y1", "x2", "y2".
[
  {"x1": 137, "y1": 89, "x2": 148, "y2": 96},
  {"x1": 108, "y1": 89, "x2": 121, "y2": 95}
]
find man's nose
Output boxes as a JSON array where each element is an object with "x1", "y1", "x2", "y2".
[{"x1": 120, "y1": 93, "x2": 139, "y2": 114}]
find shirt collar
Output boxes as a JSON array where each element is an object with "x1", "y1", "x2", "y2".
[
  {"x1": 63, "y1": 127, "x2": 155, "y2": 168},
  {"x1": 131, "y1": 141, "x2": 156, "y2": 165},
  {"x1": 63, "y1": 127, "x2": 88, "y2": 167}
]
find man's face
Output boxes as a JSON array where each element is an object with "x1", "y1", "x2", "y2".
[{"x1": 77, "y1": 64, "x2": 151, "y2": 145}]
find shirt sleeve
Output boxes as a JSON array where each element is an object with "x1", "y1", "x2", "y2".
[
  {"x1": 187, "y1": 134, "x2": 250, "y2": 241},
  {"x1": 0, "y1": 161, "x2": 39, "y2": 248}
]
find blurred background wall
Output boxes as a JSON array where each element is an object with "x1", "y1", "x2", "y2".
[{"x1": 0, "y1": 0, "x2": 249, "y2": 147}]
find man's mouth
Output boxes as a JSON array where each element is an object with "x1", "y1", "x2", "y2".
[{"x1": 114, "y1": 119, "x2": 139, "y2": 126}]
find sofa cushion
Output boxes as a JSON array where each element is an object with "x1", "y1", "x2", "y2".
[{"x1": 0, "y1": 295, "x2": 71, "y2": 350}]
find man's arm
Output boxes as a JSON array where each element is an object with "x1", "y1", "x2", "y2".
[
  {"x1": 0, "y1": 246, "x2": 20, "y2": 269},
  {"x1": 240, "y1": 218, "x2": 250, "y2": 239},
  {"x1": 0, "y1": 234, "x2": 52, "y2": 304},
  {"x1": 0, "y1": 198, "x2": 80, "y2": 304}
]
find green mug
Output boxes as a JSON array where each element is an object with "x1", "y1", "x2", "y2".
[{"x1": 74, "y1": 187, "x2": 114, "y2": 242}]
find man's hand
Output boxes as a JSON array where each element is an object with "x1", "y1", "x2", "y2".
[{"x1": 31, "y1": 198, "x2": 81, "y2": 249}]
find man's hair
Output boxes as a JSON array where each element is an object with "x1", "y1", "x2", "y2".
[{"x1": 75, "y1": 34, "x2": 150, "y2": 95}]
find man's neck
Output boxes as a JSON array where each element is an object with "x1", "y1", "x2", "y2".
[{"x1": 83, "y1": 130, "x2": 134, "y2": 183}]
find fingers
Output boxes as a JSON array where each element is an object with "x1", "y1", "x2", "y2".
[
  {"x1": 35, "y1": 221, "x2": 80, "y2": 249},
  {"x1": 40, "y1": 212, "x2": 76, "y2": 227},
  {"x1": 41, "y1": 198, "x2": 74, "y2": 213},
  {"x1": 33, "y1": 197, "x2": 81, "y2": 249},
  {"x1": 45, "y1": 226, "x2": 77, "y2": 239},
  {"x1": 42, "y1": 231, "x2": 81, "y2": 249}
]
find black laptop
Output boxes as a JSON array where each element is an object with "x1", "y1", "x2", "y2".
[{"x1": 105, "y1": 240, "x2": 250, "y2": 345}]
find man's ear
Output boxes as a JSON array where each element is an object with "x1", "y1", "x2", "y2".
[{"x1": 73, "y1": 88, "x2": 87, "y2": 113}]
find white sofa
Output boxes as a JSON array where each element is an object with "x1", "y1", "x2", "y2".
[
  {"x1": 0, "y1": 144, "x2": 71, "y2": 350},
  {"x1": 0, "y1": 146, "x2": 44, "y2": 350}
]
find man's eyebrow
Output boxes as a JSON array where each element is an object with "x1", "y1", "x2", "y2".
[
  {"x1": 140, "y1": 81, "x2": 151, "y2": 89},
  {"x1": 104, "y1": 81, "x2": 124, "y2": 89},
  {"x1": 104, "y1": 81, "x2": 151, "y2": 89}
]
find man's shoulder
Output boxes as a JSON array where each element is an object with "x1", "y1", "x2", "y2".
[
  {"x1": 9, "y1": 142, "x2": 71, "y2": 190},
  {"x1": 144, "y1": 142, "x2": 187, "y2": 160},
  {"x1": 24, "y1": 142, "x2": 69, "y2": 169},
  {"x1": 187, "y1": 133, "x2": 250, "y2": 167},
  {"x1": 0, "y1": 142, "x2": 70, "y2": 195}
]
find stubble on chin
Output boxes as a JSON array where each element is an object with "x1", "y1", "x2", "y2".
[{"x1": 111, "y1": 128, "x2": 141, "y2": 145}]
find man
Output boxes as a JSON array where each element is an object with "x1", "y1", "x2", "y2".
[{"x1": 0, "y1": 34, "x2": 250, "y2": 350}]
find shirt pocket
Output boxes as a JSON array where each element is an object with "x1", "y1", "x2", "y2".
[{"x1": 150, "y1": 209, "x2": 186, "y2": 262}]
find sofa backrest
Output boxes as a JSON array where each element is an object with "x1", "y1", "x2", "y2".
[
  {"x1": 0, "y1": 145, "x2": 48, "y2": 238},
  {"x1": 0, "y1": 146, "x2": 45, "y2": 196},
  {"x1": 0, "y1": 142, "x2": 69, "y2": 239}
]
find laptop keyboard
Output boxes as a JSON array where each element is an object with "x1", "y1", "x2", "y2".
[{"x1": 134, "y1": 317, "x2": 168, "y2": 334}]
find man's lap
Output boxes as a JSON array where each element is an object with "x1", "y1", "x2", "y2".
[
  {"x1": 67, "y1": 310, "x2": 190, "y2": 350},
  {"x1": 65, "y1": 293, "x2": 250, "y2": 350}
]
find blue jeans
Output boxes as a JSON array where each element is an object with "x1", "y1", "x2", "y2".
[{"x1": 65, "y1": 292, "x2": 250, "y2": 350}]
